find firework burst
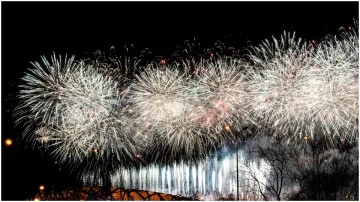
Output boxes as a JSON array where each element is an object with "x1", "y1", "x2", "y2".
[
  {"x1": 308, "y1": 29, "x2": 359, "y2": 143},
  {"x1": 15, "y1": 28, "x2": 358, "y2": 173},
  {"x1": 129, "y1": 65, "x2": 188, "y2": 131},
  {"x1": 192, "y1": 59, "x2": 252, "y2": 132},
  {"x1": 15, "y1": 53, "x2": 76, "y2": 145},
  {"x1": 16, "y1": 54, "x2": 144, "y2": 168},
  {"x1": 128, "y1": 65, "x2": 205, "y2": 160},
  {"x1": 246, "y1": 32, "x2": 314, "y2": 140},
  {"x1": 247, "y1": 31, "x2": 358, "y2": 144}
]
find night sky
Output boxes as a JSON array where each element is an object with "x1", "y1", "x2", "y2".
[{"x1": 1, "y1": 1, "x2": 358, "y2": 200}]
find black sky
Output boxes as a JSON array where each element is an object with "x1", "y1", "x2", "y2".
[{"x1": 1, "y1": 1, "x2": 358, "y2": 200}]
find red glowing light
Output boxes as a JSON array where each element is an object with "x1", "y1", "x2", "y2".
[
  {"x1": 160, "y1": 59, "x2": 166, "y2": 64},
  {"x1": 349, "y1": 26, "x2": 352, "y2": 30},
  {"x1": 311, "y1": 40, "x2": 316, "y2": 44},
  {"x1": 210, "y1": 53, "x2": 214, "y2": 57},
  {"x1": 135, "y1": 154, "x2": 142, "y2": 158},
  {"x1": 285, "y1": 73, "x2": 294, "y2": 79}
]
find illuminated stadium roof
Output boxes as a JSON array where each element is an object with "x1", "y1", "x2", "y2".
[{"x1": 32, "y1": 186, "x2": 194, "y2": 201}]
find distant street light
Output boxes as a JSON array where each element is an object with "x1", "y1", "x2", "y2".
[
  {"x1": 39, "y1": 185, "x2": 45, "y2": 191},
  {"x1": 5, "y1": 138, "x2": 12, "y2": 146}
]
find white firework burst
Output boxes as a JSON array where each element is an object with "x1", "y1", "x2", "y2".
[
  {"x1": 129, "y1": 65, "x2": 188, "y2": 132},
  {"x1": 192, "y1": 59, "x2": 252, "y2": 132},
  {"x1": 247, "y1": 31, "x2": 358, "y2": 144},
  {"x1": 247, "y1": 32, "x2": 319, "y2": 140},
  {"x1": 308, "y1": 29, "x2": 359, "y2": 143},
  {"x1": 16, "y1": 54, "x2": 144, "y2": 167},
  {"x1": 15, "y1": 53, "x2": 76, "y2": 144}
]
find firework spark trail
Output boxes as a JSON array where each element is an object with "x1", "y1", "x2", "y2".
[{"x1": 147, "y1": 103, "x2": 223, "y2": 161}]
